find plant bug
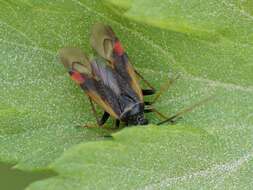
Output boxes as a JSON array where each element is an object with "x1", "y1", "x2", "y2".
[{"x1": 59, "y1": 23, "x2": 212, "y2": 127}]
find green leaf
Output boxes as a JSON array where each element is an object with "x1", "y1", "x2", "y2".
[
  {"x1": 28, "y1": 126, "x2": 253, "y2": 189},
  {"x1": 0, "y1": 0, "x2": 253, "y2": 189}
]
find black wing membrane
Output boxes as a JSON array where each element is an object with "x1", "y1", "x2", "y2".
[
  {"x1": 90, "y1": 23, "x2": 143, "y2": 102},
  {"x1": 90, "y1": 58, "x2": 121, "y2": 96},
  {"x1": 90, "y1": 59, "x2": 142, "y2": 118},
  {"x1": 59, "y1": 47, "x2": 122, "y2": 119}
]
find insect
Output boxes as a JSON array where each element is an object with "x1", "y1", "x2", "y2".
[
  {"x1": 59, "y1": 23, "x2": 211, "y2": 127},
  {"x1": 59, "y1": 23, "x2": 175, "y2": 127}
]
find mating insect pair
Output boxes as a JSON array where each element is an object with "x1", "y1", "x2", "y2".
[{"x1": 59, "y1": 23, "x2": 180, "y2": 127}]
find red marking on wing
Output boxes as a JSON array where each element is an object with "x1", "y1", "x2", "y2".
[
  {"x1": 69, "y1": 71, "x2": 85, "y2": 84},
  {"x1": 113, "y1": 41, "x2": 124, "y2": 56}
]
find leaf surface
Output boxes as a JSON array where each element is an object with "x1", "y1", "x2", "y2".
[{"x1": 0, "y1": 0, "x2": 252, "y2": 189}]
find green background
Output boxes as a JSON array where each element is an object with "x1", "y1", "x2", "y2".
[{"x1": 0, "y1": 0, "x2": 252, "y2": 189}]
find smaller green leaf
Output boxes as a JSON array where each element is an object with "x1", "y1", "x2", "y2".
[
  {"x1": 0, "y1": 125, "x2": 109, "y2": 170},
  {"x1": 123, "y1": 0, "x2": 253, "y2": 43},
  {"x1": 27, "y1": 125, "x2": 252, "y2": 190}
]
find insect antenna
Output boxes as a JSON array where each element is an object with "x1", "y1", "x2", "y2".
[{"x1": 157, "y1": 95, "x2": 215, "y2": 125}]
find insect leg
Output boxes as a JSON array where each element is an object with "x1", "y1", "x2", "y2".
[
  {"x1": 88, "y1": 97, "x2": 100, "y2": 126},
  {"x1": 135, "y1": 69, "x2": 156, "y2": 96},
  {"x1": 150, "y1": 75, "x2": 179, "y2": 104},
  {"x1": 144, "y1": 101, "x2": 152, "y2": 105},
  {"x1": 134, "y1": 69, "x2": 155, "y2": 91},
  {"x1": 99, "y1": 112, "x2": 110, "y2": 126},
  {"x1": 115, "y1": 119, "x2": 120, "y2": 128},
  {"x1": 135, "y1": 69, "x2": 178, "y2": 100},
  {"x1": 144, "y1": 108, "x2": 168, "y2": 120},
  {"x1": 89, "y1": 97, "x2": 110, "y2": 126},
  {"x1": 142, "y1": 89, "x2": 155, "y2": 96}
]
